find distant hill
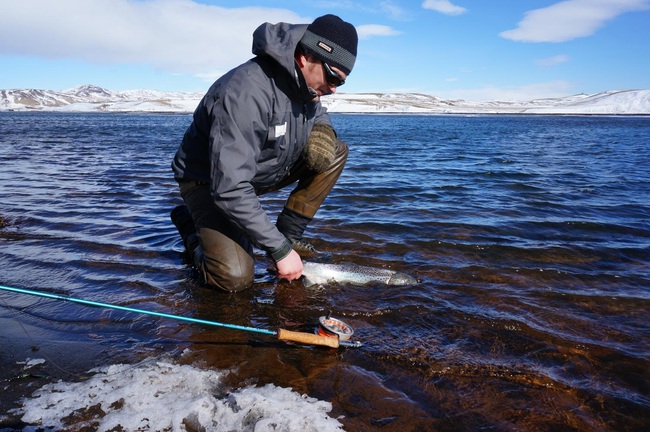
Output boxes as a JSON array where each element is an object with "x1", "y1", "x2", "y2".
[{"x1": 1, "y1": 85, "x2": 649, "y2": 115}]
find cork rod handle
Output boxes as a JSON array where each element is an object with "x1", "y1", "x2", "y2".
[{"x1": 277, "y1": 328, "x2": 340, "y2": 348}]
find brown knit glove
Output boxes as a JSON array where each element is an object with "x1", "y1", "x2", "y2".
[{"x1": 304, "y1": 123, "x2": 336, "y2": 173}]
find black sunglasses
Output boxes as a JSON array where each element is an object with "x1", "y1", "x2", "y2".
[{"x1": 322, "y1": 62, "x2": 345, "y2": 87}]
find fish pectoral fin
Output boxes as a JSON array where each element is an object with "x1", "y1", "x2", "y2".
[{"x1": 302, "y1": 276, "x2": 337, "y2": 288}]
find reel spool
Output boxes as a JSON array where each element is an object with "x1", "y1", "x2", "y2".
[{"x1": 316, "y1": 312, "x2": 354, "y2": 341}]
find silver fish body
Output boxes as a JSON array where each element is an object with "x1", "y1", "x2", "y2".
[{"x1": 301, "y1": 261, "x2": 417, "y2": 287}]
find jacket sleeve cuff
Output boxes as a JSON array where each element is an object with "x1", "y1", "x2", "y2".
[{"x1": 269, "y1": 239, "x2": 293, "y2": 262}]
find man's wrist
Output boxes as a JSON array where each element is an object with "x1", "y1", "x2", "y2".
[{"x1": 270, "y1": 239, "x2": 293, "y2": 262}]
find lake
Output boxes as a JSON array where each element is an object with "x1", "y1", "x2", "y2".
[{"x1": 0, "y1": 111, "x2": 648, "y2": 431}]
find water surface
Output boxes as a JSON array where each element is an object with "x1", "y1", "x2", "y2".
[{"x1": 1, "y1": 112, "x2": 648, "y2": 431}]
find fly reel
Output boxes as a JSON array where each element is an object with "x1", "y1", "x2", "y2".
[{"x1": 316, "y1": 311, "x2": 354, "y2": 341}]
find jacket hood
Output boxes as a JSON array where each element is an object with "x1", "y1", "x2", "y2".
[{"x1": 252, "y1": 22, "x2": 308, "y2": 77}]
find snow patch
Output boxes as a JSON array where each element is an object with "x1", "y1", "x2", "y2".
[{"x1": 9, "y1": 359, "x2": 344, "y2": 432}]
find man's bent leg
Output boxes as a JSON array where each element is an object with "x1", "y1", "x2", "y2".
[
  {"x1": 259, "y1": 139, "x2": 348, "y2": 251},
  {"x1": 179, "y1": 181, "x2": 255, "y2": 292},
  {"x1": 259, "y1": 139, "x2": 348, "y2": 218},
  {"x1": 194, "y1": 226, "x2": 255, "y2": 291},
  {"x1": 284, "y1": 139, "x2": 349, "y2": 218}
]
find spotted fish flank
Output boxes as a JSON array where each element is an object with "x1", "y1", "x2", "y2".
[{"x1": 301, "y1": 261, "x2": 417, "y2": 287}]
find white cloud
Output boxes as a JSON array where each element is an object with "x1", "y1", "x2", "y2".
[
  {"x1": 0, "y1": 0, "x2": 305, "y2": 76},
  {"x1": 356, "y1": 24, "x2": 401, "y2": 39},
  {"x1": 500, "y1": 0, "x2": 650, "y2": 43},
  {"x1": 536, "y1": 54, "x2": 570, "y2": 67},
  {"x1": 422, "y1": 0, "x2": 467, "y2": 16},
  {"x1": 379, "y1": 1, "x2": 410, "y2": 20}
]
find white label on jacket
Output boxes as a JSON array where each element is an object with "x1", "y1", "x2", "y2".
[{"x1": 274, "y1": 123, "x2": 287, "y2": 138}]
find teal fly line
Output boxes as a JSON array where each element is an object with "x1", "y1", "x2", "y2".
[{"x1": 0, "y1": 284, "x2": 277, "y2": 336}]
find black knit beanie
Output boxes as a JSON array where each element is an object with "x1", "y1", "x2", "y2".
[{"x1": 299, "y1": 14, "x2": 358, "y2": 75}]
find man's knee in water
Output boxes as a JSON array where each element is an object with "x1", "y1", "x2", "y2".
[
  {"x1": 205, "y1": 267, "x2": 254, "y2": 292},
  {"x1": 194, "y1": 231, "x2": 255, "y2": 292}
]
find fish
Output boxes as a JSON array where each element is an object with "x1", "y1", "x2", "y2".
[{"x1": 301, "y1": 261, "x2": 417, "y2": 287}]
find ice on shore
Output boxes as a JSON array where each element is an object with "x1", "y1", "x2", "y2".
[{"x1": 8, "y1": 358, "x2": 344, "y2": 432}]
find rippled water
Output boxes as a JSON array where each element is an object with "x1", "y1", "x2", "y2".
[{"x1": 1, "y1": 112, "x2": 649, "y2": 431}]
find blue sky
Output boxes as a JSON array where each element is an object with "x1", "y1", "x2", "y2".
[{"x1": 1, "y1": 0, "x2": 649, "y2": 100}]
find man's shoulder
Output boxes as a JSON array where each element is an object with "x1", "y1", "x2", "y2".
[
  {"x1": 208, "y1": 60, "x2": 270, "y2": 96},
  {"x1": 198, "y1": 61, "x2": 277, "y2": 118}
]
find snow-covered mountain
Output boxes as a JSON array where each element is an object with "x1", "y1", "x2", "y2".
[
  {"x1": 0, "y1": 85, "x2": 201, "y2": 113},
  {"x1": 1, "y1": 84, "x2": 649, "y2": 115}
]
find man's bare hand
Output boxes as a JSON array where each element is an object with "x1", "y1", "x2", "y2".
[{"x1": 276, "y1": 249, "x2": 303, "y2": 281}]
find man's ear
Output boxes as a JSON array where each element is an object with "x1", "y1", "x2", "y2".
[{"x1": 295, "y1": 51, "x2": 309, "y2": 68}]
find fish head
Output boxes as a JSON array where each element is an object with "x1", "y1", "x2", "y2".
[{"x1": 386, "y1": 272, "x2": 418, "y2": 285}]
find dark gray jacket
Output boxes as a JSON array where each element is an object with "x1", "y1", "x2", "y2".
[{"x1": 171, "y1": 22, "x2": 332, "y2": 258}]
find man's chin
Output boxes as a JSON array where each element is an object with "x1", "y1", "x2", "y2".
[{"x1": 307, "y1": 87, "x2": 321, "y2": 102}]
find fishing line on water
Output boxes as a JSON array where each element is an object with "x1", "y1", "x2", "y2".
[
  {"x1": 0, "y1": 292, "x2": 164, "y2": 382},
  {"x1": 0, "y1": 294, "x2": 90, "y2": 380},
  {"x1": 1, "y1": 282, "x2": 362, "y2": 387}
]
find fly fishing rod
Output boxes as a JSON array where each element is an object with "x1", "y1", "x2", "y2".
[{"x1": 0, "y1": 284, "x2": 362, "y2": 348}]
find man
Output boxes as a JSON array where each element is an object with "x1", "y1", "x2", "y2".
[{"x1": 170, "y1": 14, "x2": 358, "y2": 292}]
